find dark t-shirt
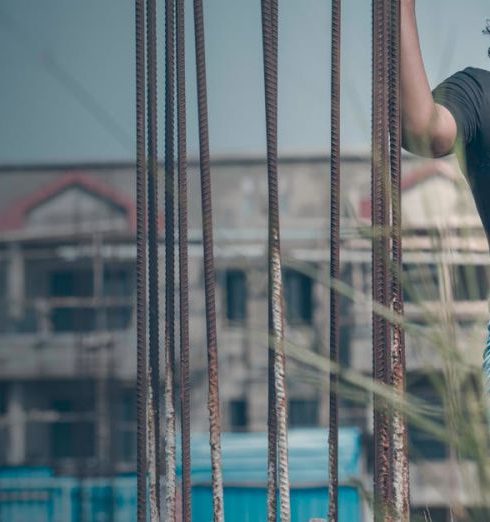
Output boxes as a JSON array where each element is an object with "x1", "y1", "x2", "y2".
[{"x1": 432, "y1": 67, "x2": 490, "y2": 241}]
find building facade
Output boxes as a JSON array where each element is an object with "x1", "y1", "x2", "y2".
[{"x1": 0, "y1": 154, "x2": 487, "y2": 520}]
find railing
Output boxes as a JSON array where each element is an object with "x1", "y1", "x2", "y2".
[
  {"x1": 0, "y1": 474, "x2": 137, "y2": 522},
  {"x1": 0, "y1": 298, "x2": 134, "y2": 335}
]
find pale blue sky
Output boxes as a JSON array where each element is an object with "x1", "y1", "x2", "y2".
[{"x1": 0, "y1": 0, "x2": 489, "y2": 164}]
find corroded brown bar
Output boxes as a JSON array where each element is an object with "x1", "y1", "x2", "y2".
[
  {"x1": 135, "y1": 0, "x2": 147, "y2": 520},
  {"x1": 193, "y1": 0, "x2": 225, "y2": 519},
  {"x1": 389, "y1": 0, "x2": 410, "y2": 520},
  {"x1": 328, "y1": 0, "x2": 341, "y2": 520},
  {"x1": 261, "y1": 0, "x2": 291, "y2": 520},
  {"x1": 372, "y1": 0, "x2": 392, "y2": 519}
]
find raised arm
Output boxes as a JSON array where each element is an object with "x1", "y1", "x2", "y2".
[{"x1": 401, "y1": 0, "x2": 457, "y2": 156}]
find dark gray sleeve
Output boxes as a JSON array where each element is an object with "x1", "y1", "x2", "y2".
[{"x1": 432, "y1": 68, "x2": 484, "y2": 145}]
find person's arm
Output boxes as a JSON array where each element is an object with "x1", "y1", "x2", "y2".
[{"x1": 401, "y1": 0, "x2": 457, "y2": 157}]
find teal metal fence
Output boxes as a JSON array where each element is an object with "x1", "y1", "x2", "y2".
[
  {"x1": 0, "y1": 474, "x2": 136, "y2": 522},
  {"x1": 0, "y1": 428, "x2": 363, "y2": 521}
]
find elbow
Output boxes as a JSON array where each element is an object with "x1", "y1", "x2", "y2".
[
  {"x1": 401, "y1": 124, "x2": 418, "y2": 153},
  {"x1": 401, "y1": 114, "x2": 428, "y2": 151},
  {"x1": 401, "y1": 125, "x2": 433, "y2": 157},
  {"x1": 401, "y1": 104, "x2": 455, "y2": 157},
  {"x1": 401, "y1": 125, "x2": 452, "y2": 158}
]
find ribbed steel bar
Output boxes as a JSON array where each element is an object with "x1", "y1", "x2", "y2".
[
  {"x1": 146, "y1": 0, "x2": 161, "y2": 518},
  {"x1": 176, "y1": 0, "x2": 192, "y2": 518},
  {"x1": 371, "y1": 0, "x2": 392, "y2": 519},
  {"x1": 261, "y1": 1, "x2": 291, "y2": 520},
  {"x1": 328, "y1": 0, "x2": 341, "y2": 520},
  {"x1": 164, "y1": 0, "x2": 177, "y2": 517},
  {"x1": 135, "y1": 1, "x2": 147, "y2": 520},
  {"x1": 269, "y1": 8, "x2": 290, "y2": 520},
  {"x1": 263, "y1": 2, "x2": 278, "y2": 520},
  {"x1": 192, "y1": 0, "x2": 224, "y2": 519},
  {"x1": 388, "y1": 0, "x2": 409, "y2": 520}
]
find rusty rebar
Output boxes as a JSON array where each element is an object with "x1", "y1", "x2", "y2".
[
  {"x1": 192, "y1": 0, "x2": 224, "y2": 519},
  {"x1": 389, "y1": 1, "x2": 410, "y2": 520},
  {"x1": 328, "y1": 0, "x2": 341, "y2": 520},
  {"x1": 176, "y1": 0, "x2": 192, "y2": 518},
  {"x1": 261, "y1": 0, "x2": 291, "y2": 520},
  {"x1": 262, "y1": 2, "x2": 277, "y2": 520},
  {"x1": 372, "y1": 0, "x2": 392, "y2": 519},
  {"x1": 146, "y1": 0, "x2": 161, "y2": 518},
  {"x1": 135, "y1": 0, "x2": 147, "y2": 520},
  {"x1": 164, "y1": 0, "x2": 177, "y2": 517}
]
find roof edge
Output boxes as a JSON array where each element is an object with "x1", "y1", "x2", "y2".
[{"x1": 0, "y1": 150, "x2": 422, "y2": 173}]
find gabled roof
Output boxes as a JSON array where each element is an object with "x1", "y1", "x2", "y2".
[
  {"x1": 0, "y1": 172, "x2": 137, "y2": 233},
  {"x1": 358, "y1": 160, "x2": 459, "y2": 220}
]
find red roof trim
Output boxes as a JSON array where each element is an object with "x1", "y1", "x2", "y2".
[{"x1": 0, "y1": 172, "x2": 138, "y2": 233}]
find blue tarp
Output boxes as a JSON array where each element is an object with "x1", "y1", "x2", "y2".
[{"x1": 181, "y1": 427, "x2": 362, "y2": 485}]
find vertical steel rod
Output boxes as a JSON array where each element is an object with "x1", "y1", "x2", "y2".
[
  {"x1": 372, "y1": 0, "x2": 392, "y2": 519},
  {"x1": 389, "y1": 0, "x2": 410, "y2": 519},
  {"x1": 263, "y1": 1, "x2": 278, "y2": 519},
  {"x1": 176, "y1": 0, "x2": 192, "y2": 518},
  {"x1": 135, "y1": 1, "x2": 147, "y2": 520},
  {"x1": 192, "y1": 1, "x2": 225, "y2": 519},
  {"x1": 146, "y1": 0, "x2": 161, "y2": 518},
  {"x1": 164, "y1": 0, "x2": 177, "y2": 517},
  {"x1": 328, "y1": 0, "x2": 341, "y2": 520},
  {"x1": 261, "y1": 0, "x2": 291, "y2": 520}
]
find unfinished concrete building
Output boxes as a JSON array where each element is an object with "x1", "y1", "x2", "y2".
[{"x1": 0, "y1": 154, "x2": 487, "y2": 520}]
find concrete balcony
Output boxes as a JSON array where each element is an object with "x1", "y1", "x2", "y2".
[
  {"x1": 350, "y1": 301, "x2": 488, "y2": 373},
  {"x1": 0, "y1": 297, "x2": 136, "y2": 379}
]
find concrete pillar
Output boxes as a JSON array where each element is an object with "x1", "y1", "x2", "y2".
[
  {"x1": 318, "y1": 258, "x2": 330, "y2": 427},
  {"x1": 7, "y1": 243, "x2": 24, "y2": 321},
  {"x1": 7, "y1": 382, "x2": 26, "y2": 465}
]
